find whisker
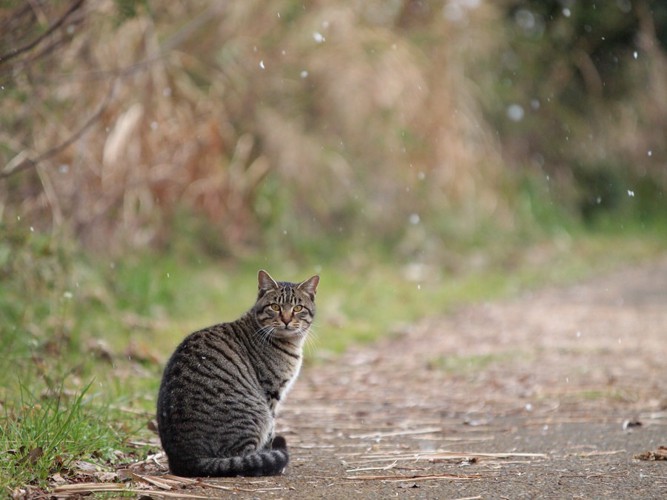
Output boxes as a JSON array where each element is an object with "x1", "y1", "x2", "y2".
[
  {"x1": 302, "y1": 324, "x2": 319, "y2": 357},
  {"x1": 251, "y1": 325, "x2": 274, "y2": 348}
]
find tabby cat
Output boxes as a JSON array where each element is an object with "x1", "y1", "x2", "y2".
[{"x1": 157, "y1": 270, "x2": 319, "y2": 477}]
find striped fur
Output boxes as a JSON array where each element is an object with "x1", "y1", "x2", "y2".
[{"x1": 157, "y1": 270, "x2": 319, "y2": 477}]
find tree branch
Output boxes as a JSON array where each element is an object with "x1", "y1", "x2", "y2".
[
  {"x1": 0, "y1": 82, "x2": 115, "y2": 180},
  {"x1": 0, "y1": 0, "x2": 86, "y2": 66}
]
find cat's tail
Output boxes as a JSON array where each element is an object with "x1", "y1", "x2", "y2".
[{"x1": 169, "y1": 436, "x2": 289, "y2": 477}]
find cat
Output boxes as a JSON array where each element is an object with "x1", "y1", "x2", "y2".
[{"x1": 156, "y1": 269, "x2": 319, "y2": 477}]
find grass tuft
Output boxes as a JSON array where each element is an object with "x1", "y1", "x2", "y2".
[{"x1": 0, "y1": 381, "x2": 126, "y2": 493}]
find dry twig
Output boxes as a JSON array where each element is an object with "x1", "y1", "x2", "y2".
[
  {"x1": 349, "y1": 427, "x2": 442, "y2": 439},
  {"x1": 52, "y1": 482, "x2": 213, "y2": 498},
  {"x1": 0, "y1": 0, "x2": 86, "y2": 66},
  {"x1": 344, "y1": 472, "x2": 482, "y2": 482}
]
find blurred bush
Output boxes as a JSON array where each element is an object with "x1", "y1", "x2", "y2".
[
  {"x1": 0, "y1": 0, "x2": 507, "y2": 258},
  {"x1": 0, "y1": 0, "x2": 665, "y2": 259},
  {"x1": 483, "y1": 0, "x2": 667, "y2": 223}
]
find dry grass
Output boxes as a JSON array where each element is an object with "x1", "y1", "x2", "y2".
[
  {"x1": 2, "y1": 1, "x2": 666, "y2": 256},
  {"x1": 0, "y1": 0, "x2": 509, "y2": 254}
]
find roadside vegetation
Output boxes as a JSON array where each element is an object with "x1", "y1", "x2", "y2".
[{"x1": 1, "y1": 0, "x2": 666, "y2": 495}]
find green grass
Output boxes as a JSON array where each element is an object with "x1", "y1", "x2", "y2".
[
  {"x1": 310, "y1": 224, "x2": 666, "y2": 355},
  {"x1": 1, "y1": 215, "x2": 666, "y2": 494},
  {"x1": 0, "y1": 382, "x2": 132, "y2": 491}
]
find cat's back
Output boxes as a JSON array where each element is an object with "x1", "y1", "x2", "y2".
[
  {"x1": 158, "y1": 318, "x2": 255, "y2": 401},
  {"x1": 166, "y1": 320, "x2": 251, "y2": 373},
  {"x1": 156, "y1": 319, "x2": 259, "y2": 447}
]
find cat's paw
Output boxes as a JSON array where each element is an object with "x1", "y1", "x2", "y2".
[{"x1": 272, "y1": 435, "x2": 287, "y2": 450}]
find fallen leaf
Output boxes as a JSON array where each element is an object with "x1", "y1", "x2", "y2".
[
  {"x1": 634, "y1": 446, "x2": 667, "y2": 461},
  {"x1": 87, "y1": 338, "x2": 114, "y2": 363},
  {"x1": 622, "y1": 419, "x2": 642, "y2": 430},
  {"x1": 125, "y1": 340, "x2": 160, "y2": 365},
  {"x1": 20, "y1": 447, "x2": 43, "y2": 465},
  {"x1": 73, "y1": 460, "x2": 101, "y2": 472},
  {"x1": 96, "y1": 471, "x2": 119, "y2": 482},
  {"x1": 50, "y1": 473, "x2": 67, "y2": 485}
]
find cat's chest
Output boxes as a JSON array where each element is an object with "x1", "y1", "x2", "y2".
[{"x1": 260, "y1": 358, "x2": 302, "y2": 413}]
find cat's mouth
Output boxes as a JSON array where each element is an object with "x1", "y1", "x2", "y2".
[{"x1": 272, "y1": 325, "x2": 305, "y2": 338}]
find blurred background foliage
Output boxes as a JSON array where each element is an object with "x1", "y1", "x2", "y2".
[
  {"x1": 2, "y1": 0, "x2": 667, "y2": 491},
  {"x1": 489, "y1": 0, "x2": 667, "y2": 224},
  {"x1": 1, "y1": 0, "x2": 665, "y2": 257},
  {"x1": 2, "y1": 0, "x2": 667, "y2": 362}
]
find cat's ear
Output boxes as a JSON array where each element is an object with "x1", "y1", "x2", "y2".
[
  {"x1": 297, "y1": 275, "x2": 319, "y2": 300},
  {"x1": 258, "y1": 270, "x2": 279, "y2": 297}
]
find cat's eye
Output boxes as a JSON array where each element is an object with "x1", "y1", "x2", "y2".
[
  {"x1": 270, "y1": 304, "x2": 281, "y2": 311},
  {"x1": 293, "y1": 305, "x2": 303, "y2": 312}
]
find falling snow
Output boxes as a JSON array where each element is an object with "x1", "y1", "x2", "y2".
[{"x1": 507, "y1": 104, "x2": 525, "y2": 122}]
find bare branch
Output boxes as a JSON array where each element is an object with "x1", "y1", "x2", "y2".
[
  {"x1": 0, "y1": 82, "x2": 115, "y2": 180},
  {"x1": 0, "y1": 0, "x2": 86, "y2": 66}
]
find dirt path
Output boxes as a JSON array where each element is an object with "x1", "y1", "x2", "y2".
[{"x1": 70, "y1": 258, "x2": 667, "y2": 498}]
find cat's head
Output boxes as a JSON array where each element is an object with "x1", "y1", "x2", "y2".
[{"x1": 253, "y1": 270, "x2": 319, "y2": 339}]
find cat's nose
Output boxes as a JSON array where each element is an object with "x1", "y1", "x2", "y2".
[{"x1": 280, "y1": 314, "x2": 291, "y2": 326}]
